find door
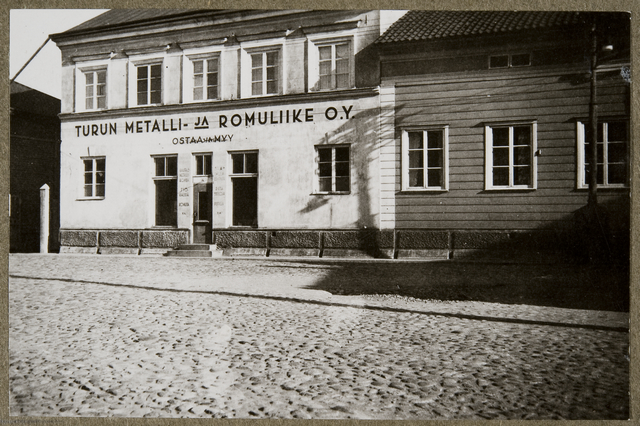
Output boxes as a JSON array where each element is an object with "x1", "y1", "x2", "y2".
[
  {"x1": 193, "y1": 183, "x2": 212, "y2": 243},
  {"x1": 155, "y1": 179, "x2": 177, "y2": 226},
  {"x1": 230, "y1": 152, "x2": 258, "y2": 227}
]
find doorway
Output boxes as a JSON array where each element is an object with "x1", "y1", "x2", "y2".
[
  {"x1": 193, "y1": 183, "x2": 212, "y2": 243},
  {"x1": 230, "y1": 152, "x2": 258, "y2": 227},
  {"x1": 153, "y1": 156, "x2": 178, "y2": 227}
]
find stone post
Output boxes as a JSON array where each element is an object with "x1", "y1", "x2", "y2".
[{"x1": 40, "y1": 184, "x2": 50, "y2": 253}]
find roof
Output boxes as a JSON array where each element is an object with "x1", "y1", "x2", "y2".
[
  {"x1": 376, "y1": 10, "x2": 588, "y2": 44},
  {"x1": 10, "y1": 81, "x2": 60, "y2": 116},
  {"x1": 51, "y1": 9, "x2": 220, "y2": 39}
]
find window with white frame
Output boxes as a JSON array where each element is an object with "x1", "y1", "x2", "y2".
[
  {"x1": 318, "y1": 42, "x2": 351, "y2": 90},
  {"x1": 251, "y1": 50, "x2": 279, "y2": 96},
  {"x1": 82, "y1": 157, "x2": 105, "y2": 198},
  {"x1": 137, "y1": 63, "x2": 162, "y2": 105},
  {"x1": 402, "y1": 128, "x2": 449, "y2": 190},
  {"x1": 84, "y1": 69, "x2": 106, "y2": 110},
  {"x1": 577, "y1": 120, "x2": 628, "y2": 188},
  {"x1": 192, "y1": 57, "x2": 219, "y2": 101},
  {"x1": 316, "y1": 145, "x2": 350, "y2": 193},
  {"x1": 485, "y1": 123, "x2": 537, "y2": 189}
]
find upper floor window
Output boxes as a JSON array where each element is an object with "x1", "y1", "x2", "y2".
[
  {"x1": 316, "y1": 145, "x2": 350, "y2": 193},
  {"x1": 318, "y1": 43, "x2": 350, "y2": 90},
  {"x1": 193, "y1": 58, "x2": 219, "y2": 101},
  {"x1": 402, "y1": 128, "x2": 449, "y2": 191},
  {"x1": 489, "y1": 53, "x2": 531, "y2": 69},
  {"x1": 82, "y1": 157, "x2": 105, "y2": 198},
  {"x1": 251, "y1": 51, "x2": 279, "y2": 96},
  {"x1": 137, "y1": 64, "x2": 162, "y2": 105},
  {"x1": 577, "y1": 120, "x2": 629, "y2": 188},
  {"x1": 85, "y1": 70, "x2": 106, "y2": 110},
  {"x1": 485, "y1": 123, "x2": 537, "y2": 190}
]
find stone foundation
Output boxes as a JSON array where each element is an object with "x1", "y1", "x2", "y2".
[
  {"x1": 59, "y1": 229, "x2": 189, "y2": 255},
  {"x1": 58, "y1": 228, "x2": 597, "y2": 262}
]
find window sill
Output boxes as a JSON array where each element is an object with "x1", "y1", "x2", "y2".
[
  {"x1": 248, "y1": 93, "x2": 281, "y2": 99},
  {"x1": 312, "y1": 191, "x2": 351, "y2": 195},
  {"x1": 81, "y1": 108, "x2": 108, "y2": 113},
  {"x1": 399, "y1": 188, "x2": 448, "y2": 194},
  {"x1": 575, "y1": 186, "x2": 629, "y2": 191},
  {"x1": 76, "y1": 196, "x2": 105, "y2": 201},
  {"x1": 133, "y1": 103, "x2": 163, "y2": 108},
  {"x1": 482, "y1": 187, "x2": 536, "y2": 192},
  {"x1": 188, "y1": 99, "x2": 221, "y2": 104},
  {"x1": 311, "y1": 87, "x2": 354, "y2": 93}
]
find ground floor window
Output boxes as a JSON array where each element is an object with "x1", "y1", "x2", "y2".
[
  {"x1": 577, "y1": 120, "x2": 629, "y2": 188},
  {"x1": 194, "y1": 153, "x2": 212, "y2": 176},
  {"x1": 485, "y1": 122, "x2": 537, "y2": 190},
  {"x1": 230, "y1": 151, "x2": 258, "y2": 227},
  {"x1": 316, "y1": 145, "x2": 350, "y2": 193},
  {"x1": 402, "y1": 128, "x2": 448, "y2": 191},
  {"x1": 153, "y1": 155, "x2": 177, "y2": 226},
  {"x1": 82, "y1": 157, "x2": 105, "y2": 198}
]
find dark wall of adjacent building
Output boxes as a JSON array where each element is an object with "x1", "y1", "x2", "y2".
[{"x1": 10, "y1": 82, "x2": 61, "y2": 252}]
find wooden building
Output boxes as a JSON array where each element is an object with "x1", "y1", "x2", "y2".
[{"x1": 377, "y1": 11, "x2": 630, "y2": 261}]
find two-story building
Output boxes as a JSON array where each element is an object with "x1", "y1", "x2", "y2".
[
  {"x1": 51, "y1": 9, "x2": 386, "y2": 256},
  {"x1": 51, "y1": 10, "x2": 630, "y2": 261}
]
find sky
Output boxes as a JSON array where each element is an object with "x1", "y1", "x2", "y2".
[{"x1": 10, "y1": 9, "x2": 109, "y2": 99}]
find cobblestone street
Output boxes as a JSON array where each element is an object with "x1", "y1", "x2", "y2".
[{"x1": 8, "y1": 254, "x2": 629, "y2": 419}]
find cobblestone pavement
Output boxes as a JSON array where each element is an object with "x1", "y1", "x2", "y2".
[{"x1": 8, "y1": 254, "x2": 629, "y2": 419}]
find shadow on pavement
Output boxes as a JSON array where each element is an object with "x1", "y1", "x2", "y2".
[
  {"x1": 10, "y1": 274, "x2": 627, "y2": 332},
  {"x1": 299, "y1": 260, "x2": 629, "y2": 312}
]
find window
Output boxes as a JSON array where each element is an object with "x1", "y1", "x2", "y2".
[
  {"x1": 153, "y1": 156, "x2": 178, "y2": 227},
  {"x1": 318, "y1": 43, "x2": 350, "y2": 90},
  {"x1": 155, "y1": 156, "x2": 178, "y2": 178},
  {"x1": 489, "y1": 53, "x2": 531, "y2": 69},
  {"x1": 194, "y1": 153, "x2": 212, "y2": 176},
  {"x1": 485, "y1": 123, "x2": 537, "y2": 189},
  {"x1": 251, "y1": 51, "x2": 279, "y2": 96},
  {"x1": 230, "y1": 152, "x2": 258, "y2": 227},
  {"x1": 83, "y1": 158, "x2": 105, "y2": 198},
  {"x1": 193, "y1": 58, "x2": 219, "y2": 101},
  {"x1": 402, "y1": 128, "x2": 449, "y2": 190},
  {"x1": 316, "y1": 146, "x2": 350, "y2": 193},
  {"x1": 231, "y1": 152, "x2": 258, "y2": 175},
  {"x1": 85, "y1": 70, "x2": 106, "y2": 110},
  {"x1": 137, "y1": 64, "x2": 162, "y2": 105},
  {"x1": 577, "y1": 121, "x2": 628, "y2": 188}
]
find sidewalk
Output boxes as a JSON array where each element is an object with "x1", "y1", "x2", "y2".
[{"x1": 8, "y1": 253, "x2": 630, "y2": 331}]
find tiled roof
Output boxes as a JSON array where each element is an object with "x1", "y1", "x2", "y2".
[{"x1": 376, "y1": 10, "x2": 587, "y2": 43}]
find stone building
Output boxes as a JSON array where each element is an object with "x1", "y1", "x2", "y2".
[{"x1": 50, "y1": 9, "x2": 385, "y2": 256}]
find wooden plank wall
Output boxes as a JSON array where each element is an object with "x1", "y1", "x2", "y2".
[{"x1": 380, "y1": 67, "x2": 629, "y2": 231}]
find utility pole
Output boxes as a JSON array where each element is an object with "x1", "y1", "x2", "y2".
[{"x1": 587, "y1": 21, "x2": 598, "y2": 208}]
